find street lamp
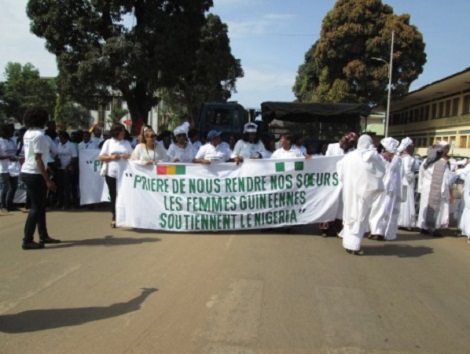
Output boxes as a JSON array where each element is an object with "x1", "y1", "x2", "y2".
[{"x1": 372, "y1": 30, "x2": 395, "y2": 137}]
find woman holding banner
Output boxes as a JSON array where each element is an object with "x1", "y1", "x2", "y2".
[
  {"x1": 270, "y1": 133, "x2": 306, "y2": 159},
  {"x1": 99, "y1": 123, "x2": 133, "y2": 228},
  {"x1": 131, "y1": 129, "x2": 169, "y2": 165},
  {"x1": 167, "y1": 122, "x2": 196, "y2": 163}
]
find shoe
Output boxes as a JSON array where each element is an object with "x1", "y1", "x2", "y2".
[
  {"x1": 346, "y1": 249, "x2": 362, "y2": 255},
  {"x1": 321, "y1": 231, "x2": 328, "y2": 237},
  {"x1": 41, "y1": 237, "x2": 61, "y2": 244},
  {"x1": 368, "y1": 234, "x2": 384, "y2": 241},
  {"x1": 22, "y1": 241, "x2": 45, "y2": 250},
  {"x1": 110, "y1": 221, "x2": 116, "y2": 228}
]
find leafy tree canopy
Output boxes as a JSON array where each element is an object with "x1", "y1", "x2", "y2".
[
  {"x1": 27, "y1": 0, "x2": 213, "y2": 131},
  {"x1": 295, "y1": 0, "x2": 426, "y2": 106},
  {"x1": 1, "y1": 62, "x2": 56, "y2": 122},
  {"x1": 164, "y1": 13, "x2": 243, "y2": 125}
]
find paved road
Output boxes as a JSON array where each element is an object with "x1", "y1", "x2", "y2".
[{"x1": 1, "y1": 209, "x2": 469, "y2": 354}]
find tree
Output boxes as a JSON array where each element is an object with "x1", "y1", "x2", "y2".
[
  {"x1": 27, "y1": 0, "x2": 213, "y2": 132},
  {"x1": 170, "y1": 13, "x2": 243, "y2": 124},
  {"x1": 61, "y1": 103, "x2": 93, "y2": 129},
  {"x1": 1, "y1": 62, "x2": 57, "y2": 122},
  {"x1": 108, "y1": 106, "x2": 129, "y2": 125},
  {"x1": 296, "y1": 0, "x2": 426, "y2": 106},
  {"x1": 293, "y1": 42, "x2": 320, "y2": 102}
]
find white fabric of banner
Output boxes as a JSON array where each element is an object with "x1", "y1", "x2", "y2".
[
  {"x1": 79, "y1": 149, "x2": 110, "y2": 205},
  {"x1": 113, "y1": 156, "x2": 343, "y2": 232}
]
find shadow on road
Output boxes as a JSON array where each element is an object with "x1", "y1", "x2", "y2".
[
  {"x1": 0, "y1": 288, "x2": 158, "y2": 333},
  {"x1": 46, "y1": 235, "x2": 161, "y2": 249},
  {"x1": 363, "y1": 244, "x2": 434, "y2": 257}
]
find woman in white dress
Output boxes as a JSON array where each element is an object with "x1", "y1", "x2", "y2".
[
  {"x1": 132, "y1": 128, "x2": 169, "y2": 165},
  {"x1": 167, "y1": 122, "x2": 196, "y2": 163},
  {"x1": 231, "y1": 122, "x2": 269, "y2": 160},
  {"x1": 99, "y1": 123, "x2": 133, "y2": 227},
  {"x1": 417, "y1": 142, "x2": 452, "y2": 237},
  {"x1": 397, "y1": 137, "x2": 416, "y2": 230}
]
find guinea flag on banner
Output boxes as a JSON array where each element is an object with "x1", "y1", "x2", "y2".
[
  {"x1": 156, "y1": 165, "x2": 186, "y2": 175},
  {"x1": 275, "y1": 161, "x2": 304, "y2": 173}
]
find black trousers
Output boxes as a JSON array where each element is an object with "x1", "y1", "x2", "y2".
[
  {"x1": 1, "y1": 173, "x2": 18, "y2": 210},
  {"x1": 105, "y1": 175, "x2": 117, "y2": 221},
  {"x1": 21, "y1": 173, "x2": 49, "y2": 243}
]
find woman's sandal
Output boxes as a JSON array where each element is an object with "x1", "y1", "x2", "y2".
[{"x1": 110, "y1": 221, "x2": 116, "y2": 228}]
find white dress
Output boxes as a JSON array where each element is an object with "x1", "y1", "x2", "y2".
[
  {"x1": 369, "y1": 154, "x2": 403, "y2": 240},
  {"x1": 339, "y1": 139, "x2": 385, "y2": 251},
  {"x1": 398, "y1": 154, "x2": 416, "y2": 228},
  {"x1": 167, "y1": 142, "x2": 196, "y2": 162},
  {"x1": 416, "y1": 160, "x2": 451, "y2": 230},
  {"x1": 457, "y1": 165, "x2": 470, "y2": 237}
]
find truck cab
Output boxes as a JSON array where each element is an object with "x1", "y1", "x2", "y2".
[{"x1": 196, "y1": 102, "x2": 248, "y2": 142}]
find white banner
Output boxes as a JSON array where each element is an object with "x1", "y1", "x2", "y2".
[
  {"x1": 79, "y1": 149, "x2": 109, "y2": 205},
  {"x1": 115, "y1": 156, "x2": 343, "y2": 232}
]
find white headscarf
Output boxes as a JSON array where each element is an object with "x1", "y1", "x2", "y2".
[
  {"x1": 381, "y1": 137, "x2": 399, "y2": 153},
  {"x1": 397, "y1": 137, "x2": 413, "y2": 153},
  {"x1": 357, "y1": 135, "x2": 377, "y2": 161},
  {"x1": 173, "y1": 122, "x2": 190, "y2": 136}
]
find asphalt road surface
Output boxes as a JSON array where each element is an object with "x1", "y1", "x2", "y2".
[{"x1": 1, "y1": 209, "x2": 469, "y2": 354}]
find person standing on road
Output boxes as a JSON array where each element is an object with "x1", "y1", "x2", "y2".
[
  {"x1": 0, "y1": 124, "x2": 20, "y2": 212},
  {"x1": 368, "y1": 137, "x2": 403, "y2": 241},
  {"x1": 20, "y1": 108, "x2": 61, "y2": 250},
  {"x1": 338, "y1": 134, "x2": 385, "y2": 255},
  {"x1": 99, "y1": 123, "x2": 133, "y2": 228},
  {"x1": 417, "y1": 142, "x2": 452, "y2": 237},
  {"x1": 397, "y1": 137, "x2": 417, "y2": 230}
]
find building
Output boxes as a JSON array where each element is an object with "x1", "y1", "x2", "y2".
[{"x1": 388, "y1": 67, "x2": 470, "y2": 156}]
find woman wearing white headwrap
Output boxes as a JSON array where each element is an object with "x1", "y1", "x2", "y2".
[
  {"x1": 397, "y1": 137, "x2": 416, "y2": 229},
  {"x1": 338, "y1": 135, "x2": 385, "y2": 254},
  {"x1": 369, "y1": 137, "x2": 403, "y2": 241},
  {"x1": 417, "y1": 142, "x2": 452, "y2": 236},
  {"x1": 167, "y1": 122, "x2": 196, "y2": 163}
]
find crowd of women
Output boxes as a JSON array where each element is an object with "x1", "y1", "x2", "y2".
[{"x1": 2, "y1": 107, "x2": 470, "y2": 251}]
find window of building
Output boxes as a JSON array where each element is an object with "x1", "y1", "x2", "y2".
[
  {"x1": 425, "y1": 105, "x2": 430, "y2": 120},
  {"x1": 452, "y1": 98, "x2": 460, "y2": 116},
  {"x1": 438, "y1": 102, "x2": 444, "y2": 118},
  {"x1": 431, "y1": 103, "x2": 437, "y2": 119},
  {"x1": 460, "y1": 135, "x2": 467, "y2": 148},
  {"x1": 445, "y1": 100, "x2": 451, "y2": 117},
  {"x1": 463, "y1": 95, "x2": 470, "y2": 114}
]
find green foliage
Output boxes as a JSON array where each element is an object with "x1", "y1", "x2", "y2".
[
  {"x1": 1, "y1": 62, "x2": 57, "y2": 122},
  {"x1": 293, "y1": 42, "x2": 319, "y2": 102},
  {"x1": 27, "y1": 0, "x2": 214, "y2": 132},
  {"x1": 108, "y1": 107, "x2": 129, "y2": 125},
  {"x1": 296, "y1": 0, "x2": 426, "y2": 106},
  {"x1": 163, "y1": 13, "x2": 244, "y2": 125}
]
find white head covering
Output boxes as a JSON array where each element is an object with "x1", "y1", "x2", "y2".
[
  {"x1": 174, "y1": 122, "x2": 190, "y2": 136},
  {"x1": 381, "y1": 137, "x2": 399, "y2": 153},
  {"x1": 437, "y1": 140, "x2": 450, "y2": 147},
  {"x1": 357, "y1": 134, "x2": 377, "y2": 161},
  {"x1": 243, "y1": 122, "x2": 258, "y2": 133},
  {"x1": 397, "y1": 137, "x2": 413, "y2": 153}
]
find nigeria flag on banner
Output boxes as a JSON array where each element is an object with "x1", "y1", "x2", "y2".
[{"x1": 275, "y1": 161, "x2": 304, "y2": 173}]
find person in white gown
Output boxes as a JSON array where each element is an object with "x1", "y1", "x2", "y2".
[
  {"x1": 456, "y1": 162, "x2": 470, "y2": 243},
  {"x1": 338, "y1": 135, "x2": 385, "y2": 255},
  {"x1": 397, "y1": 137, "x2": 416, "y2": 230},
  {"x1": 231, "y1": 122, "x2": 269, "y2": 160},
  {"x1": 369, "y1": 137, "x2": 403, "y2": 241},
  {"x1": 167, "y1": 122, "x2": 196, "y2": 163},
  {"x1": 322, "y1": 132, "x2": 358, "y2": 236},
  {"x1": 417, "y1": 142, "x2": 452, "y2": 237}
]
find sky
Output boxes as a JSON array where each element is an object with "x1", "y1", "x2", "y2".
[{"x1": 1, "y1": 0, "x2": 469, "y2": 110}]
